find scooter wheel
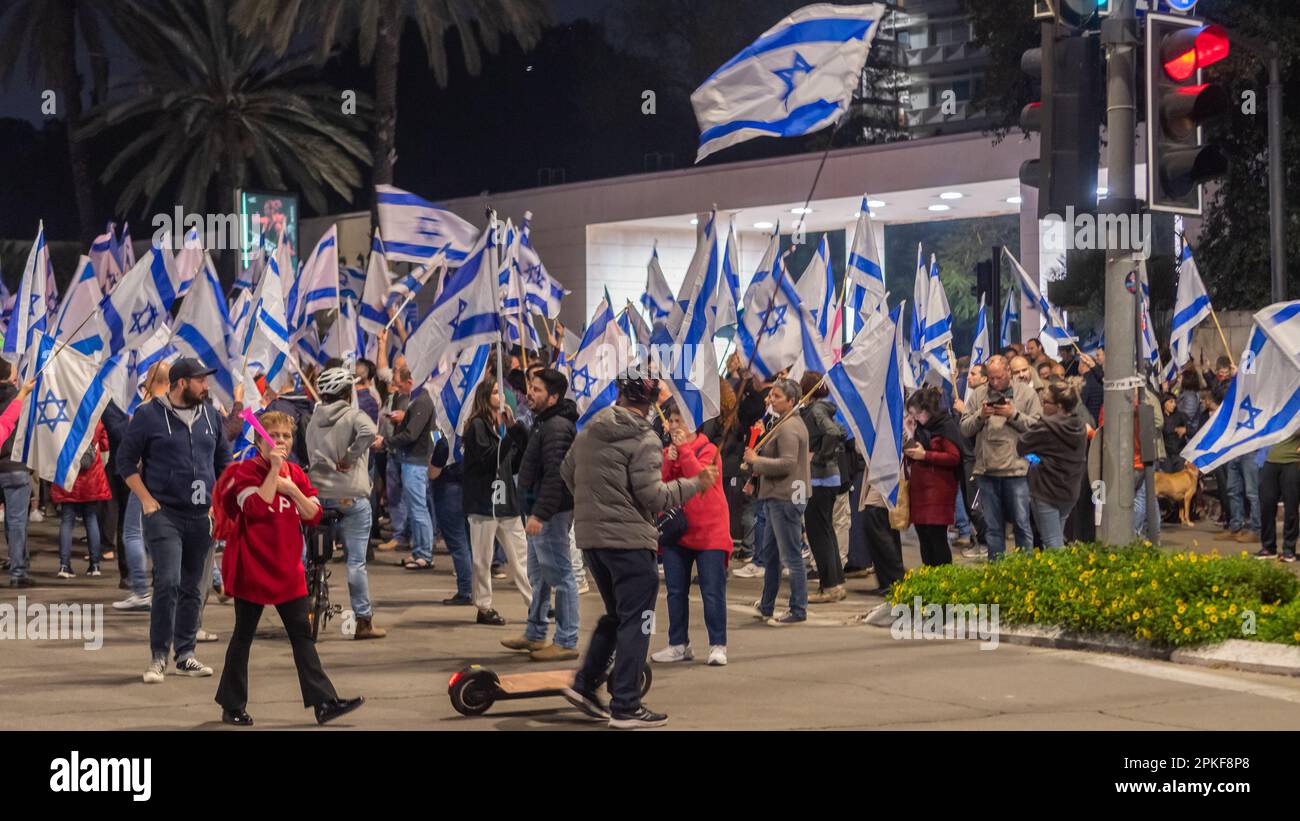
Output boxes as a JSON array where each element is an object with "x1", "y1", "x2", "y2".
[
  {"x1": 639, "y1": 663, "x2": 653, "y2": 698},
  {"x1": 449, "y1": 667, "x2": 498, "y2": 716}
]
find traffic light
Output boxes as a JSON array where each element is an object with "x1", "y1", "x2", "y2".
[
  {"x1": 1019, "y1": 24, "x2": 1102, "y2": 219},
  {"x1": 972, "y1": 259, "x2": 994, "y2": 301},
  {"x1": 1145, "y1": 12, "x2": 1231, "y2": 214},
  {"x1": 1034, "y1": 0, "x2": 1108, "y2": 27}
]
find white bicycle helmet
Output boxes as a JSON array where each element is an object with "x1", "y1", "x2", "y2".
[{"x1": 316, "y1": 367, "x2": 353, "y2": 397}]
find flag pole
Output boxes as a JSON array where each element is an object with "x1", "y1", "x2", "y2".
[
  {"x1": 31, "y1": 259, "x2": 142, "y2": 381},
  {"x1": 1208, "y1": 308, "x2": 1236, "y2": 369},
  {"x1": 747, "y1": 373, "x2": 830, "y2": 454}
]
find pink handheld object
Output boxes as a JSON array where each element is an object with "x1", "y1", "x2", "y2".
[{"x1": 240, "y1": 406, "x2": 277, "y2": 449}]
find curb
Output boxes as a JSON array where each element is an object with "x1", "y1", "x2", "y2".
[{"x1": 860, "y1": 604, "x2": 1300, "y2": 677}]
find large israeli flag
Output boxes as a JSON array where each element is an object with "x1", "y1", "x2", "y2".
[
  {"x1": 13, "y1": 332, "x2": 122, "y2": 490},
  {"x1": 376, "y1": 184, "x2": 479, "y2": 265},
  {"x1": 1169, "y1": 243, "x2": 1212, "y2": 373},
  {"x1": 359, "y1": 229, "x2": 392, "y2": 335},
  {"x1": 294, "y1": 224, "x2": 340, "y2": 334},
  {"x1": 573, "y1": 294, "x2": 632, "y2": 429},
  {"x1": 3, "y1": 222, "x2": 52, "y2": 361},
  {"x1": 519, "y1": 213, "x2": 567, "y2": 319},
  {"x1": 650, "y1": 213, "x2": 721, "y2": 430},
  {"x1": 1003, "y1": 247, "x2": 1077, "y2": 346},
  {"x1": 406, "y1": 221, "x2": 503, "y2": 389},
  {"x1": 691, "y1": 3, "x2": 885, "y2": 162},
  {"x1": 845, "y1": 198, "x2": 886, "y2": 338},
  {"x1": 736, "y1": 230, "x2": 804, "y2": 379},
  {"x1": 970, "y1": 294, "x2": 990, "y2": 367},
  {"x1": 100, "y1": 246, "x2": 179, "y2": 357},
  {"x1": 239, "y1": 245, "x2": 293, "y2": 394},
  {"x1": 641, "y1": 246, "x2": 676, "y2": 322},
  {"x1": 1181, "y1": 301, "x2": 1300, "y2": 472},
  {"x1": 174, "y1": 253, "x2": 236, "y2": 411},
  {"x1": 428, "y1": 342, "x2": 493, "y2": 440},
  {"x1": 53, "y1": 256, "x2": 105, "y2": 356},
  {"x1": 921, "y1": 254, "x2": 954, "y2": 380}
]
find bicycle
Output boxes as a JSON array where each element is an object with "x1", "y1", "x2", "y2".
[{"x1": 305, "y1": 510, "x2": 343, "y2": 641}]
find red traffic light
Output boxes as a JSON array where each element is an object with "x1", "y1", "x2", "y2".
[{"x1": 1161, "y1": 24, "x2": 1230, "y2": 81}]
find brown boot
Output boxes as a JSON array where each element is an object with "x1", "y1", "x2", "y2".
[{"x1": 354, "y1": 616, "x2": 388, "y2": 640}]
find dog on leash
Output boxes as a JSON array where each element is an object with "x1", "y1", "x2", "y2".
[{"x1": 1155, "y1": 462, "x2": 1200, "y2": 526}]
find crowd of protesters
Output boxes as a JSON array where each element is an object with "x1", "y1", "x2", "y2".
[{"x1": 2, "y1": 327, "x2": 1297, "y2": 728}]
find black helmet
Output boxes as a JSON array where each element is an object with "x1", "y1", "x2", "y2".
[{"x1": 616, "y1": 363, "x2": 659, "y2": 405}]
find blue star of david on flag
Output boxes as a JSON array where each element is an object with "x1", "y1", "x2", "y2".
[
  {"x1": 456, "y1": 363, "x2": 477, "y2": 393},
  {"x1": 448, "y1": 298, "x2": 468, "y2": 334},
  {"x1": 773, "y1": 52, "x2": 813, "y2": 105},
  {"x1": 571, "y1": 364, "x2": 596, "y2": 400},
  {"x1": 760, "y1": 303, "x2": 788, "y2": 337},
  {"x1": 34, "y1": 391, "x2": 69, "y2": 433},
  {"x1": 130, "y1": 303, "x2": 159, "y2": 335},
  {"x1": 28, "y1": 293, "x2": 41, "y2": 319},
  {"x1": 1236, "y1": 396, "x2": 1263, "y2": 431}
]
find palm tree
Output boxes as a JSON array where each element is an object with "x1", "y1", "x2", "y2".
[
  {"x1": 79, "y1": 0, "x2": 371, "y2": 227},
  {"x1": 0, "y1": 0, "x2": 112, "y2": 243},
  {"x1": 229, "y1": 0, "x2": 550, "y2": 210}
]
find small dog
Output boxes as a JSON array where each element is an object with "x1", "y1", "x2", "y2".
[{"x1": 1155, "y1": 462, "x2": 1201, "y2": 526}]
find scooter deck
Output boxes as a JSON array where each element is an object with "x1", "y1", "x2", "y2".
[{"x1": 496, "y1": 670, "x2": 576, "y2": 695}]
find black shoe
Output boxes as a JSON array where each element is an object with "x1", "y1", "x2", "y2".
[
  {"x1": 86, "y1": 563, "x2": 102, "y2": 577},
  {"x1": 442, "y1": 594, "x2": 474, "y2": 606},
  {"x1": 563, "y1": 687, "x2": 610, "y2": 720},
  {"x1": 8, "y1": 576, "x2": 35, "y2": 588},
  {"x1": 315, "y1": 696, "x2": 364, "y2": 725},
  {"x1": 547, "y1": 607, "x2": 555, "y2": 619},
  {"x1": 864, "y1": 586, "x2": 893, "y2": 597},
  {"x1": 1282, "y1": 552, "x2": 1297, "y2": 563},
  {"x1": 1254, "y1": 548, "x2": 1279, "y2": 560},
  {"x1": 476, "y1": 609, "x2": 506, "y2": 626},
  {"x1": 609, "y1": 705, "x2": 668, "y2": 729},
  {"x1": 221, "y1": 709, "x2": 254, "y2": 727},
  {"x1": 118, "y1": 578, "x2": 129, "y2": 590}
]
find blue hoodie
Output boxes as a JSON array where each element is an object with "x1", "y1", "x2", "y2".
[{"x1": 116, "y1": 398, "x2": 233, "y2": 514}]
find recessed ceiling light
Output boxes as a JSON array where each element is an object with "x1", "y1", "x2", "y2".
[
  {"x1": 867, "y1": 200, "x2": 886, "y2": 208},
  {"x1": 939, "y1": 192, "x2": 964, "y2": 200},
  {"x1": 754, "y1": 221, "x2": 775, "y2": 229},
  {"x1": 790, "y1": 207, "x2": 813, "y2": 215},
  {"x1": 1006, "y1": 196, "x2": 1023, "y2": 204},
  {"x1": 689, "y1": 218, "x2": 698, "y2": 225},
  {"x1": 928, "y1": 204, "x2": 951, "y2": 212}
]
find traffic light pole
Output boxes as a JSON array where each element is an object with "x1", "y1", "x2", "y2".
[
  {"x1": 1100, "y1": 0, "x2": 1139, "y2": 546},
  {"x1": 1268, "y1": 44, "x2": 1287, "y2": 302}
]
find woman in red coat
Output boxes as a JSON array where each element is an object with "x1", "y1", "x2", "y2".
[
  {"x1": 904, "y1": 388, "x2": 963, "y2": 567},
  {"x1": 213, "y1": 411, "x2": 363, "y2": 727},
  {"x1": 53, "y1": 421, "x2": 112, "y2": 579},
  {"x1": 651, "y1": 401, "x2": 732, "y2": 667}
]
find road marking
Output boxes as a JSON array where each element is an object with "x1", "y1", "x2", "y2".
[{"x1": 1068, "y1": 651, "x2": 1300, "y2": 705}]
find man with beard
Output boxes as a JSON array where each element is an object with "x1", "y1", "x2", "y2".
[{"x1": 118, "y1": 358, "x2": 233, "y2": 684}]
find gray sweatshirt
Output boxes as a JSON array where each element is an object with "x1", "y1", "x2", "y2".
[{"x1": 305, "y1": 401, "x2": 378, "y2": 500}]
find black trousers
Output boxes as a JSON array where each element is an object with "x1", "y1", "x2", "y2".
[
  {"x1": 862, "y1": 506, "x2": 905, "y2": 589},
  {"x1": 107, "y1": 471, "x2": 131, "y2": 577},
  {"x1": 1069, "y1": 469, "x2": 1095, "y2": 543},
  {"x1": 215, "y1": 596, "x2": 338, "y2": 712},
  {"x1": 958, "y1": 464, "x2": 987, "y2": 546},
  {"x1": 915, "y1": 524, "x2": 953, "y2": 566},
  {"x1": 1260, "y1": 462, "x2": 1300, "y2": 554},
  {"x1": 805, "y1": 486, "x2": 844, "y2": 589},
  {"x1": 573, "y1": 548, "x2": 658, "y2": 716}
]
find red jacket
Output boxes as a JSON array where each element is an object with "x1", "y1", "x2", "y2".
[
  {"x1": 51, "y1": 422, "x2": 111, "y2": 503},
  {"x1": 217, "y1": 456, "x2": 322, "y2": 605},
  {"x1": 906, "y1": 433, "x2": 961, "y2": 526},
  {"x1": 662, "y1": 432, "x2": 731, "y2": 553}
]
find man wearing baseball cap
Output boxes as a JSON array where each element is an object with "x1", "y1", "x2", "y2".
[{"x1": 118, "y1": 356, "x2": 233, "y2": 684}]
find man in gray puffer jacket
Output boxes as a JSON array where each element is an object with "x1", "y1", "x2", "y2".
[{"x1": 561, "y1": 366, "x2": 717, "y2": 729}]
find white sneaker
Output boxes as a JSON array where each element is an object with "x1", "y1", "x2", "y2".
[
  {"x1": 651, "y1": 644, "x2": 693, "y2": 663},
  {"x1": 28, "y1": 509, "x2": 43, "y2": 523},
  {"x1": 732, "y1": 562, "x2": 764, "y2": 578},
  {"x1": 142, "y1": 658, "x2": 165, "y2": 684},
  {"x1": 577, "y1": 581, "x2": 591, "y2": 595},
  {"x1": 113, "y1": 593, "x2": 151, "y2": 611},
  {"x1": 175, "y1": 656, "x2": 213, "y2": 677},
  {"x1": 707, "y1": 645, "x2": 727, "y2": 666}
]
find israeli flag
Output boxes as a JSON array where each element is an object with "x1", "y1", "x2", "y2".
[
  {"x1": 650, "y1": 212, "x2": 721, "y2": 431},
  {"x1": 618, "y1": 299, "x2": 651, "y2": 362},
  {"x1": 911, "y1": 243, "x2": 927, "y2": 363},
  {"x1": 170, "y1": 225, "x2": 204, "y2": 298},
  {"x1": 376, "y1": 184, "x2": 479, "y2": 265},
  {"x1": 1181, "y1": 301, "x2": 1300, "y2": 472},
  {"x1": 1169, "y1": 243, "x2": 1212, "y2": 373},
  {"x1": 53, "y1": 256, "x2": 105, "y2": 357},
  {"x1": 573, "y1": 294, "x2": 632, "y2": 429},
  {"x1": 428, "y1": 343, "x2": 493, "y2": 439},
  {"x1": 716, "y1": 222, "x2": 742, "y2": 332},
  {"x1": 845, "y1": 197, "x2": 886, "y2": 338},
  {"x1": 497, "y1": 219, "x2": 525, "y2": 315},
  {"x1": 1003, "y1": 247, "x2": 1077, "y2": 346},
  {"x1": 13, "y1": 332, "x2": 122, "y2": 490},
  {"x1": 1138, "y1": 260, "x2": 1161, "y2": 373},
  {"x1": 692, "y1": 3, "x2": 885, "y2": 162},
  {"x1": 239, "y1": 244, "x2": 293, "y2": 396},
  {"x1": 823, "y1": 301, "x2": 904, "y2": 506},
  {"x1": 3, "y1": 222, "x2": 52, "y2": 362},
  {"x1": 921, "y1": 254, "x2": 954, "y2": 380},
  {"x1": 971, "y1": 294, "x2": 990, "y2": 367},
  {"x1": 293, "y1": 224, "x2": 340, "y2": 335},
  {"x1": 895, "y1": 300, "x2": 919, "y2": 391},
  {"x1": 232, "y1": 225, "x2": 264, "y2": 292},
  {"x1": 737, "y1": 230, "x2": 804, "y2": 379},
  {"x1": 174, "y1": 253, "x2": 236, "y2": 411},
  {"x1": 359, "y1": 229, "x2": 393, "y2": 335},
  {"x1": 1001, "y1": 287, "x2": 1019, "y2": 348},
  {"x1": 90, "y1": 228, "x2": 124, "y2": 295},
  {"x1": 0, "y1": 275, "x2": 12, "y2": 337},
  {"x1": 406, "y1": 220, "x2": 503, "y2": 389},
  {"x1": 641, "y1": 246, "x2": 676, "y2": 322},
  {"x1": 386, "y1": 263, "x2": 438, "y2": 312},
  {"x1": 100, "y1": 245, "x2": 179, "y2": 357},
  {"x1": 120, "y1": 222, "x2": 136, "y2": 271},
  {"x1": 519, "y1": 212, "x2": 568, "y2": 320},
  {"x1": 102, "y1": 324, "x2": 179, "y2": 416},
  {"x1": 796, "y1": 234, "x2": 835, "y2": 340}
]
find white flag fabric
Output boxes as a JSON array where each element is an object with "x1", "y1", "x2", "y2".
[
  {"x1": 3, "y1": 222, "x2": 52, "y2": 361},
  {"x1": 650, "y1": 213, "x2": 721, "y2": 430},
  {"x1": 14, "y1": 333, "x2": 122, "y2": 490},
  {"x1": 971, "y1": 294, "x2": 990, "y2": 367},
  {"x1": 911, "y1": 243, "x2": 927, "y2": 357},
  {"x1": 921, "y1": 254, "x2": 954, "y2": 381},
  {"x1": 100, "y1": 246, "x2": 179, "y2": 357},
  {"x1": 1138, "y1": 259, "x2": 1161, "y2": 372},
  {"x1": 174, "y1": 253, "x2": 237, "y2": 411},
  {"x1": 1181, "y1": 301, "x2": 1300, "y2": 471},
  {"x1": 1001, "y1": 287, "x2": 1019, "y2": 348},
  {"x1": 691, "y1": 3, "x2": 886, "y2": 162},
  {"x1": 359, "y1": 229, "x2": 392, "y2": 335},
  {"x1": 737, "y1": 231, "x2": 803, "y2": 379},
  {"x1": 90, "y1": 228, "x2": 124, "y2": 295},
  {"x1": 716, "y1": 222, "x2": 742, "y2": 332},
  {"x1": 376, "y1": 184, "x2": 479, "y2": 265},
  {"x1": 845, "y1": 197, "x2": 886, "y2": 338},
  {"x1": 53, "y1": 255, "x2": 105, "y2": 357},
  {"x1": 428, "y1": 343, "x2": 493, "y2": 439},
  {"x1": 641, "y1": 247, "x2": 676, "y2": 322},
  {"x1": 572, "y1": 296, "x2": 632, "y2": 429},
  {"x1": 170, "y1": 225, "x2": 204, "y2": 298},
  {"x1": 239, "y1": 245, "x2": 293, "y2": 395},
  {"x1": 1003, "y1": 247, "x2": 1077, "y2": 346},
  {"x1": 519, "y1": 213, "x2": 567, "y2": 320},
  {"x1": 796, "y1": 234, "x2": 834, "y2": 340},
  {"x1": 293, "y1": 224, "x2": 340, "y2": 335},
  {"x1": 1169, "y1": 243, "x2": 1212, "y2": 373}
]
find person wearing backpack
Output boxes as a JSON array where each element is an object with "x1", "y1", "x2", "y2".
[{"x1": 52, "y1": 421, "x2": 112, "y2": 579}]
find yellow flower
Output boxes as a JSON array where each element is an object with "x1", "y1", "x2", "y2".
[
  {"x1": 1184, "y1": 627, "x2": 1192, "y2": 635},
  {"x1": 1212, "y1": 585, "x2": 1219, "y2": 592}
]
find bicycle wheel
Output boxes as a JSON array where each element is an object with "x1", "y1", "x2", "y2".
[{"x1": 307, "y1": 567, "x2": 326, "y2": 641}]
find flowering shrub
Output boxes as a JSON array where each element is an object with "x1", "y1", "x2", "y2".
[{"x1": 890, "y1": 543, "x2": 1300, "y2": 647}]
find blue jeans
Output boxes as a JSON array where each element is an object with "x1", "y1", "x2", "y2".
[
  {"x1": 430, "y1": 480, "x2": 472, "y2": 598},
  {"x1": 758, "y1": 499, "x2": 808, "y2": 619},
  {"x1": 58, "y1": 502, "x2": 102, "y2": 566},
  {"x1": 975, "y1": 475, "x2": 1032, "y2": 558},
  {"x1": 325, "y1": 497, "x2": 374, "y2": 618},
  {"x1": 1031, "y1": 498, "x2": 1072, "y2": 549},
  {"x1": 385, "y1": 455, "x2": 408, "y2": 545},
  {"x1": 146, "y1": 508, "x2": 212, "y2": 662},
  {"x1": 1227, "y1": 453, "x2": 1261, "y2": 533},
  {"x1": 661, "y1": 543, "x2": 727, "y2": 647},
  {"x1": 401, "y1": 462, "x2": 433, "y2": 561},
  {"x1": 525, "y1": 510, "x2": 579, "y2": 648},
  {"x1": 1134, "y1": 476, "x2": 1162, "y2": 539},
  {"x1": 123, "y1": 492, "x2": 148, "y2": 595},
  {"x1": 750, "y1": 497, "x2": 769, "y2": 567},
  {"x1": 954, "y1": 485, "x2": 972, "y2": 538},
  {"x1": 1, "y1": 471, "x2": 31, "y2": 580}
]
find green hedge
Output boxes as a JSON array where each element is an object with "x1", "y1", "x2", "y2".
[{"x1": 889, "y1": 544, "x2": 1300, "y2": 647}]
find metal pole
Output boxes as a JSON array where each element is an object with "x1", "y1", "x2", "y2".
[
  {"x1": 1100, "y1": 0, "x2": 1139, "y2": 546},
  {"x1": 1268, "y1": 44, "x2": 1287, "y2": 303}
]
